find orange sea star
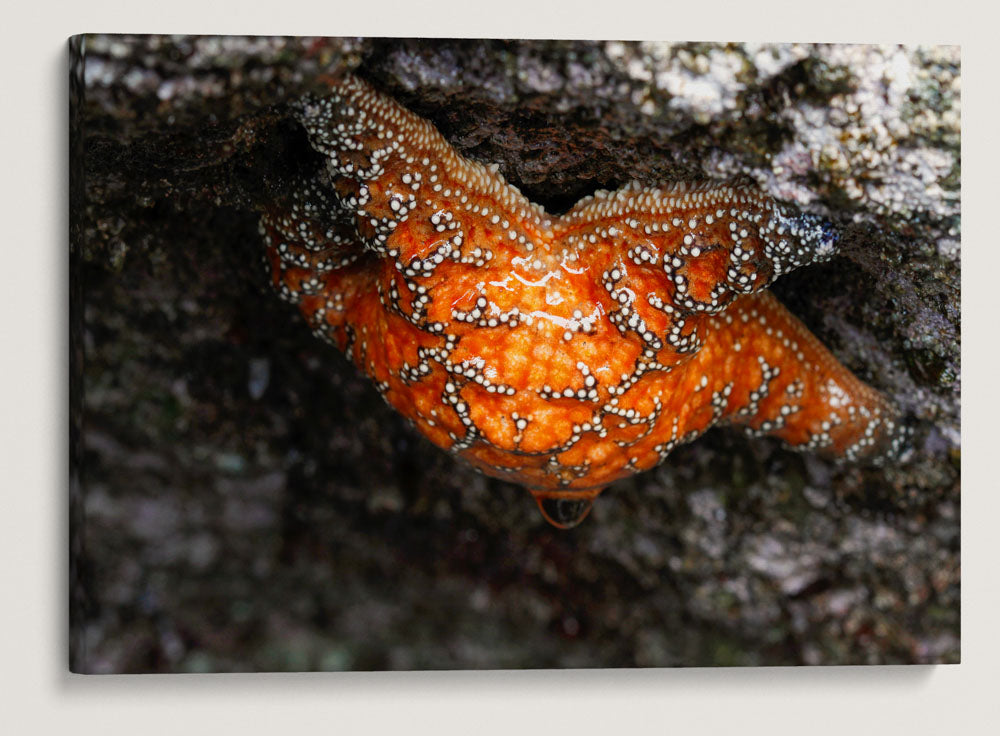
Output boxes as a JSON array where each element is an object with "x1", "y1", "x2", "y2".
[{"x1": 259, "y1": 74, "x2": 904, "y2": 528}]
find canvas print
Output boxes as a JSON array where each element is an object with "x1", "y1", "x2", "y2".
[{"x1": 70, "y1": 36, "x2": 960, "y2": 672}]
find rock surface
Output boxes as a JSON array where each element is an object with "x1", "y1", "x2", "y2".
[{"x1": 71, "y1": 35, "x2": 959, "y2": 671}]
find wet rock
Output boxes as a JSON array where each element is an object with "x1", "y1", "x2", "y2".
[{"x1": 71, "y1": 36, "x2": 959, "y2": 671}]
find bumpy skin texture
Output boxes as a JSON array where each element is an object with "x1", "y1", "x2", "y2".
[{"x1": 260, "y1": 74, "x2": 902, "y2": 527}]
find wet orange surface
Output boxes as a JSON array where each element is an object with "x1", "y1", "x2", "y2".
[{"x1": 261, "y1": 75, "x2": 902, "y2": 526}]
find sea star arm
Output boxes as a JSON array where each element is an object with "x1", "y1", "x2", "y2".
[
  {"x1": 292, "y1": 74, "x2": 554, "y2": 265},
  {"x1": 688, "y1": 290, "x2": 903, "y2": 462},
  {"x1": 549, "y1": 180, "x2": 901, "y2": 461}
]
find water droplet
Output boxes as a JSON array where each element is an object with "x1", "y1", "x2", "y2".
[{"x1": 532, "y1": 494, "x2": 595, "y2": 529}]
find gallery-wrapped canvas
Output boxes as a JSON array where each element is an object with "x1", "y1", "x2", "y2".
[{"x1": 70, "y1": 35, "x2": 960, "y2": 672}]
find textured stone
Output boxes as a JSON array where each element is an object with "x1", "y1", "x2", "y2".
[{"x1": 71, "y1": 36, "x2": 959, "y2": 671}]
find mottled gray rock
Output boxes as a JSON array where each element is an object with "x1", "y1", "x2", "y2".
[{"x1": 71, "y1": 36, "x2": 959, "y2": 672}]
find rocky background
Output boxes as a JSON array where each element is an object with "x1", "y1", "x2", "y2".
[{"x1": 70, "y1": 36, "x2": 960, "y2": 672}]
